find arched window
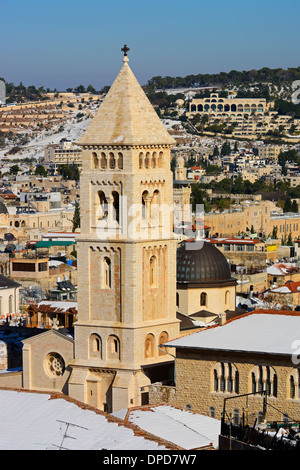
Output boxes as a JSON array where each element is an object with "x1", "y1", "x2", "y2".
[
  {"x1": 92, "y1": 152, "x2": 99, "y2": 169},
  {"x1": 214, "y1": 369, "x2": 219, "y2": 392},
  {"x1": 9, "y1": 295, "x2": 13, "y2": 314},
  {"x1": 158, "y1": 331, "x2": 169, "y2": 355},
  {"x1": 251, "y1": 365, "x2": 277, "y2": 397},
  {"x1": 89, "y1": 334, "x2": 102, "y2": 358},
  {"x1": 152, "y1": 152, "x2": 157, "y2": 168},
  {"x1": 145, "y1": 334, "x2": 155, "y2": 358},
  {"x1": 117, "y1": 152, "x2": 123, "y2": 169},
  {"x1": 158, "y1": 151, "x2": 163, "y2": 168},
  {"x1": 252, "y1": 372, "x2": 256, "y2": 393},
  {"x1": 100, "y1": 152, "x2": 107, "y2": 169},
  {"x1": 139, "y1": 152, "x2": 144, "y2": 169},
  {"x1": 112, "y1": 191, "x2": 120, "y2": 223},
  {"x1": 150, "y1": 255, "x2": 157, "y2": 287},
  {"x1": 225, "y1": 290, "x2": 230, "y2": 307},
  {"x1": 200, "y1": 292, "x2": 207, "y2": 307},
  {"x1": 142, "y1": 191, "x2": 148, "y2": 220},
  {"x1": 102, "y1": 257, "x2": 111, "y2": 289},
  {"x1": 213, "y1": 362, "x2": 239, "y2": 394},
  {"x1": 208, "y1": 406, "x2": 215, "y2": 418},
  {"x1": 109, "y1": 152, "x2": 115, "y2": 169},
  {"x1": 289, "y1": 369, "x2": 300, "y2": 399},
  {"x1": 176, "y1": 292, "x2": 179, "y2": 308},
  {"x1": 145, "y1": 152, "x2": 150, "y2": 169},
  {"x1": 107, "y1": 335, "x2": 120, "y2": 360},
  {"x1": 98, "y1": 191, "x2": 108, "y2": 219}
]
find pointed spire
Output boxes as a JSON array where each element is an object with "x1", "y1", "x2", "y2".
[{"x1": 77, "y1": 50, "x2": 175, "y2": 147}]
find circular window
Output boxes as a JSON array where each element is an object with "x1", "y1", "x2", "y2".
[{"x1": 44, "y1": 352, "x2": 65, "y2": 378}]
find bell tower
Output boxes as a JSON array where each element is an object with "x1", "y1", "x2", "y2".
[{"x1": 68, "y1": 48, "x2": 179, "y2": 413}]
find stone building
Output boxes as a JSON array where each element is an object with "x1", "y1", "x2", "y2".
[
  {"x1": 187, "y1": 92, "x2": 270, "y2": 117},
  {"x1": 44, "y1": 141, "x2": 82, "y2": 174},
  {"x1": 0, "y1": 51, "x2": 180, "y2": 412},
  {"x1": 67, "y1": 52, "x2": 180, "y2": 413},
  {"x1": 0, "y1": 274, "x2": 21, "y2": 319},
  {"x1": 176, "y1": 240, "x2": 237, "y2": 326},
  {"x1": 173, "y1": 155, "x2": 192, "y2": 226},
  {"x1": 149, "y1": 310, "x2": 300, "y2": 427}
]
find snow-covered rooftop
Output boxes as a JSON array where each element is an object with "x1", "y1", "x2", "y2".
[
  {"x1": 0, "y1": 389, "x2": 170, "y2": 450},
  {"x1": 115, "y1": 405, "x2": 220, "y2": 450},
  {"x1": 165, "y1": 311, "x2": 300, "y2": 356}
]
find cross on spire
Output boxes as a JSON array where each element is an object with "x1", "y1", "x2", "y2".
[{"x1": 121, "y1": 44, "x2": 130, "y2": 57}]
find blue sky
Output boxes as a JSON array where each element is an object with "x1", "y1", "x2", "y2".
[{"x1": 1, "y1": 0, "x2": 299, "y2": 90}]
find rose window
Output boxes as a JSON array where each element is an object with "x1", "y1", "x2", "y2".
[{"x1": 44, "y1": 353, "x2": 65, "y2": 378}]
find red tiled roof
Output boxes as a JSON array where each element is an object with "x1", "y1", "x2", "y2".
[{"x1": 207, "y1": 237, "x2": 262, "y2": 245}]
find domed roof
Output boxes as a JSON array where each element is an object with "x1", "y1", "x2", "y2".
[
  {"x1": 177, "y1": 240, "x2": 235, "y2": 286},
  {"x1": 176, "y1": 156, "x2": 185, "y2": 167}
]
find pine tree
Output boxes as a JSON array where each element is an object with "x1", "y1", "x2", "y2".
[
  {"x1": 72, "y1": 200, "x2": 80, "y2": 232},
  {"x1": 292, "y1": 200, "x2": 298, "y2": 213}
]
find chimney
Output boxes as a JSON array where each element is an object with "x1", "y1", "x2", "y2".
[{"x1": 219, "y1": 312, "x2": 226, "y2": 326}]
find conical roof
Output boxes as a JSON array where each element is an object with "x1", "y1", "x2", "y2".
[{"x1": 77, "y1": 57, "x2": 175, "y2": 147}]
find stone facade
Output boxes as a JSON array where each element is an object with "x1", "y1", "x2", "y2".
[
  {"x1": 149, "y1": 345, "x2": 300, "y2": 426},
  {"x1": 68, "y1": 55, "x2": 180, "y2": 413}
]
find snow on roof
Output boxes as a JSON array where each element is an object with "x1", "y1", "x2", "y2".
[
  {"x1": 48, "y1": 260, "x2": 64, "y2": 267},
  {"x1": 119, "y1": 405, "x2": 220, "y2": 450},
  {"x1": 208, "y1": 237, "x2": 262, "y2": 245},
  {"x1": 0, "y1": 389, "x2": 169, "y2": 450},
  {"x1": 270, "y1": 281, "x2": 300, "y2": 293},
  {"x1": 37, "y1": 300, "x2": 77, "y2": 312},
  {"x1": 165, "y1": 311, "x2": 300, "y2": 356},
  {"x1": 267, "y1": 263, "x2": 294, "y2": 276}
]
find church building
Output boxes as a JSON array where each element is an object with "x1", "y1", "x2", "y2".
[
  {"x1": 67, "y1": 49, "x2": 180, "y2": 412},
  {"x1": 0, "y1": 49, "x2": 243, "y2": 417},
  {"x1": 0, "y1": 49, "x2": 180, "y2": 413}
]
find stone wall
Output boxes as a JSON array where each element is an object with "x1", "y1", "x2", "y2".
[{"x1": 149, "y1": 348, "x2": 300, "y2": 426}]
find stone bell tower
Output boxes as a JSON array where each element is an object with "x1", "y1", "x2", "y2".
[{"x1": 68, "y1": 48, "x2": 180, "y2": 413}]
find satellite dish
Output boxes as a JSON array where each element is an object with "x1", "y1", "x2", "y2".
[{"x1": 4, "y1": 233, "x2": 15, "y2": 241}]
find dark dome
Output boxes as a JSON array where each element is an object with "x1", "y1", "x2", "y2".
[{"x1": 177, "y1": 240, "x2": 235, "y2": 286}]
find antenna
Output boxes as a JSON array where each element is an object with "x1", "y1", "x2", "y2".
[{"x1": 54, "y1": 420, "x2": 89, "y2": 450}]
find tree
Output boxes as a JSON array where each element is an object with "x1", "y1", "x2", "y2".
[
  {"x1": 292, "y1": 200, "x2": 298, "y2": 213},
  {"x1": 213, "y1": 146, "x2": 219, "y2": 156},
  {"x1": 74, "y1": 84, "x2": 85, "y2": 94},
  {"x1": 10, "y1": 164, "x2": 21, "y2": 175},
  {"x1": 72, "y1": 200, "x2": 80, "y2": 232},
  {"x1": 283, "y1": 197, "x2": 292, "y2": 213},
  {"x1": 272, "y1": 226, "x2": 278, "y2": 239},
  {"x1": 86, "y1": 84, "x2": 96, "y2": 93},
  {"x1": 232, "y1": 175, "x2": 245, "y2": 194},
  {"x1": 35, "y1": 165, "x2": 48, "y2": 177},
  {"x1": 287, "y1": 233, "x2": 293, "y2": 246},
  {"x1": 220, "y1": 142, "x2": 231, "y2": 156}
]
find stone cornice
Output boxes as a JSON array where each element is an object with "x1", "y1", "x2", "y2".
[{"x1": 79, "y1": 144, "x2": 173, "y2": 151}]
